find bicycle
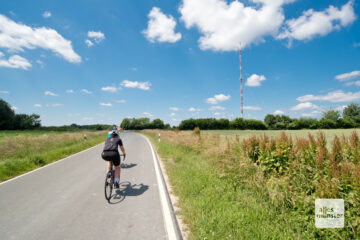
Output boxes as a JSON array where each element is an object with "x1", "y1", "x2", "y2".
[{"x1": 104, "y1": 154, "x2": 125, "y2": 202}]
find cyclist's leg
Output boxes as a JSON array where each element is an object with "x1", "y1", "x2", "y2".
[
  {"x1": 113, "y1": 153, "x2": 121, "y2": 181},
  {"x1": 107, "y1": 160, "x2": 113, "y2": 172}
]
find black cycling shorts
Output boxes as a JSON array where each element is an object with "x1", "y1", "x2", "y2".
[{"x1": 101, "y1": 151, "x2": 120, "y2": 166}]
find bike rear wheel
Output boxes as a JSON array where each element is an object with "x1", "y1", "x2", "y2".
[{"x1": 104, "y1": 171, "x2": 113, "y2": 201}]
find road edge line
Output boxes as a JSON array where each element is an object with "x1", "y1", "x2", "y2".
[
  {"x1": 140, "y1": 133, "x2": 182, "y2": 240},
  {"x1": 0, "y1": 142, "x2": 103, "y2": 186}
]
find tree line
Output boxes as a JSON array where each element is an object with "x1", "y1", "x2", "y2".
[
  {"x1": 0, "y1": 99, "x2": 41, "y2": 130},
  {"x1": 177, "y1": 103, "x2": 360, "y2": 130},
  {"x1": 120, "y1": 117, "x2": 170, "y2": 130}
]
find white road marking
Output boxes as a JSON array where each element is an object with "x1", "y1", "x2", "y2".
[
  {"x1": 0, "y1": 143, "x2": 103, "y2": 186},
  {"x1": 141, "y1": 134, "x2": 178, "y2": 240}
]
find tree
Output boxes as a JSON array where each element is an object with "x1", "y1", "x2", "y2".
[
  {"x1": 264, "y1": 114, "x2": 276, "y2": 129},
  {"x1": 322, "y1": 109, "x2": 340, "y2": 122},
  {"x1": 0, "y1": 98, "x2": 15, "y2": 130},
  {"x1": 343, "y1": 103, "x2": 360, "y2": 119}
]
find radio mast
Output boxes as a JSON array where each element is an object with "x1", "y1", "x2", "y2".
[{"x1": 239, "y1": 43, "x2": 243, "y2": 118}]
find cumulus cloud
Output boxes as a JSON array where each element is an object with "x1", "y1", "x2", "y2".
[
  {"x1": 101, "y1": 86, "x2": 118, "y2": 93},
  {"x1": 81, "y1": 89, "x2": 92, "y2": 94},
  {"x1": 121, "y1": 80, "x2": 151, "y2": 90},
  {"x1": 0, "y1": 15, "x2": 81, "y2": 63},
  {"x1": 214, "y1": 112, "x2": 222, "y2": 116},
  {"x1": 206, "y1": 94, "x2": 230, "y2": 105},
  {"x1": 0, "y1": 54, "x2": 31, "y2": 70},
  {"x1": 115, "y1": 99, "x2": 126, "y2": 103},
  {"x1": 46, "y1": 103, "x2": 62, "y2": 107},
  {"x1": 244, "y1": 106, "x2": 262, "y2": 111},
  {"x1": 11, "y1": 106, "x2": 18, "y2": 110},
  {"x1": 143, "y1": 112, "x2": 153, "y2": 117},
  {"x1": 209, "y1": 106, "x2": 225, "y2": 111},
  {"x1": 169, "y1": 107, "x2": 179, "y2": 111},
  {"x1": 345, "y1": 81, "x2": 360, "y2": 87},
  {"x1": 66, "y1": 89, "x2": 74, "y2": 93},
  {"x1": 100, "y1": 102, "x2": 112, "y2": 107},
  {"x1": 44, "y1": 91, "x2": 58, "y2": 96},
  {"x1": 274, "y1": 110, "x2": 284, "y2": 115},
  {"x1": 297, "y1": 90, "x2": 360, "y2": 103},
  {"x1": 335, "y1": 70, "x2": 360, "y2": 82},
  {"x1": 278, "y1": 1, "x2": 356, "y2": 42},
  {"x1": 88, "y1": 31, "x2": 105, "y2": 43},
  {"x1": 42, "y1": 11, "x2": 51, "y2": 18},
  {"x1": 179, "y1": 0, "x2": 294, "y2": 51},
  {"x1": 0, "y1": 90, "x2": 9, "y2": 94},
  {"x1": 143, "y1": 7, "x2": 181, "y2": 43},
  {"x1": 85, "y1": 39, "x2": 93, "y2": 47},
  {"x1": 34, "y1": 104, "x2": 42, "y2": 107},
  {"x1": 170, "y1": 113, "x2": 176, "y2": 117},
  {"x1": 290, "y1": 102, "x2": 319, "y2": 111},
  {"x1": 246, "y1": 74, "x2": 266, "y2": 87},
  {"x1": 188, "y1": 107, "x2": 201, "y2": 112}
]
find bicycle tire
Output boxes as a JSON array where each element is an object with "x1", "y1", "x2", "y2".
[{"x1": 104, "y1": 171, "x2": 113, "y2": 201}]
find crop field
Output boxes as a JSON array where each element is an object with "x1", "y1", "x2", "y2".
[
  {"x1": 0, "y1": 130, "x2": 107, "y2": 182},
  {"x1": 205, "y1": 129, "x2": 360, "y2": 148},
  {"x1": 144, "y1": 129, "x2": 360, "y2": 239}
]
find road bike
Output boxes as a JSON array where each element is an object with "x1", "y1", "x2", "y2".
[{"x1": 104, "y1": 154, "x2": 125, "y2": 202}]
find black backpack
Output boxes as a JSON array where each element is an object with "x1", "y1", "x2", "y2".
[{"x1": 103, "y1": 137, "x2": 119, "y2": 151}]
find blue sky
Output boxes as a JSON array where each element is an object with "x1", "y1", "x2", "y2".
[{"x1": 0, "y1": 0, "x2": 359, "y2": 126}]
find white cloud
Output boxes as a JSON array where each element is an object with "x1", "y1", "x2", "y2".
[
  {"x1": 278, "y1": 1, "x2": 356, "y2": 42},
  {"x1": 244, "y1": 106, "x2": 262, "y2": 111},
  {"x1": 120, "y1": 80, "x2": 151, "y2": 90},
  {"x1": 34, "y1": 104, "x2": 42, "y2": 107},
  {"x1": 179, "y1": 0, "x2": 294, "y2": 51},
  {"x1": 214, "y1": 112, "x2": 221, "y2": 116},
  {"x1": 100, "y1": 102, "x2": 112, "y2": 107},
  {"x1": 87, "y1": 31, "x2": 105, "y2": 43},
  {"x1": 85, "y1": 39, "x2": 93, "y2": 47},
  {"x1": 66, "y1": 89, "x2": 74, "y2": 93},
  {"x1": 81, "y1": 89, "x2": 92, "y2": 94},
  {"x1": 169, "y1": 107, "x2": 179, "y2": 111},
  {"x1": 335, "y1": 70, "x2": 360, "y2": 82},
  {"x1": 11, "y1": 106, "x2": 18, "y2": 110},
  {"x1": 101, "y1": 86, "x2": 118, "y2": 93},
  {"x1": 46, "y1": 103, "x2": 62, "y2": 107},
  {"x1": 290, "y1": 102, "x2": 319, "y2": 111},
  {"x1": 274, "y1": 110, "x2": 284, "y2": 115},
  {"x1": 0, "y1": 15, "x2": 81, "y2": 63},
  {"x1": 44, "y1": 91, "x2": 58, "y2": 96},
  {"x1": 42, "y1": 11, "x2": 51, "y2": 18},
  {"x1": 206, "y1": 94, "x2": 230, "y2": 105},
  {"x1": 143, "y1": 112, "x2": 153, "y2": 117},
  {"x1": 0, "y1": 90, "x2": 9, "y2": 94},
  {"x1": 83, "y1": 117, "x2": 93, "y2": 121},
  {"x1": 345, "y1": 81, "x2": 360, "y2": 87},
  {"x1": 246, "y1": 74, "x2": 266, "y2": 87},
  {"x1": 143, "y1": 7, "x2": 181, "y2": 43},
  {"x1": 188, "y1": 107, "x2": 201, "y2": 112},
  {"x1": 209, "y1": 106, "x2": 225, "y2": 111},
  {"x1": 115, "y1": 99, "x2": 126, "y2": 103},
  {"x1": 0, "y1": 55, "x2": 31, "y2": 70},
  {"x1": 170, "y1": 113, "x2": 176, "y2": 117},
  {"x1": 297, "y1": 90, "x2": 360, "y2": 103}
]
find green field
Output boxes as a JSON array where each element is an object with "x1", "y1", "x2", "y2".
[
  {"x1": 205, "y1": 129, "x2": 360, "y2": 148},
  {"x1": 0, "y1": 130, "x2": 107, "y2": 182}
]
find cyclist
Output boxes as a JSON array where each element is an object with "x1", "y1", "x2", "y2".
[{"x1": 101, "y1": 128, "x2": 126, "y2": 188}]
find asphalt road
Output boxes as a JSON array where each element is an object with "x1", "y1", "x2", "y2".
[{"x1": 0, "y1": 132, "x2": 175, "y2": 240}]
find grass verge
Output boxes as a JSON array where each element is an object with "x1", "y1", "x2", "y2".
[
  {"x1": 143, "y1": 132, "x2": 313, "y2": 239},
  {"x1": 0, "y1": 131, "x2": 106, "y2": 182}
]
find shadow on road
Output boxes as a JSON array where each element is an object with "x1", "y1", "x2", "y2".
[
  {"x1": 121, "y1": 163, "x2": 137, "y2": 169},
  {"x1": 108, "y1": 181, "x2": 149, "y2": 204}
]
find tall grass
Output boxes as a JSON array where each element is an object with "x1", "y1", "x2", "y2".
[
  {"x1": 0, "y1": 131, "x2": 107, "y2": 182},
  {"x1": 145, "y1": 129, "x2": 360, "y2": 239}
]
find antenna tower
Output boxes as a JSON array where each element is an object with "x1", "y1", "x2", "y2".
[{"x1": 239, "y1": 43, "x2": 244, "y2": 118}]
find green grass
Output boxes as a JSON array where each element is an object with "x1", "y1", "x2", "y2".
[
  {"x1": 205, "y1": 129, "x2": 360, "y2": 148},
  {"x1": 144, "y1": 132, "x2": 316, "y2": 240},
  {"x1": 0, "y1": 130, "x2": 107, "y2": 182}
]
